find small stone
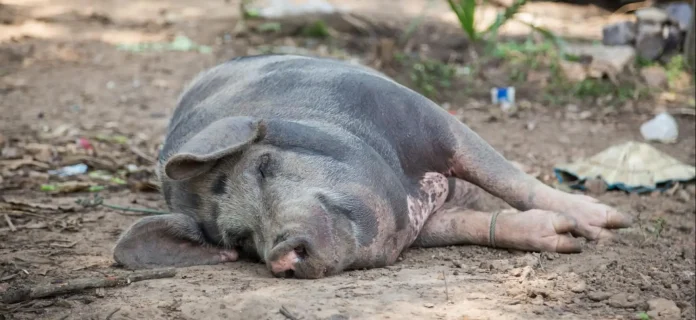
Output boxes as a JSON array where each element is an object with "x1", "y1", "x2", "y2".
[
  {"x1": 587, "y1": 291, "x2": 612, "y2": 302},
  {"x1": 1, "y1": 147, "x2": 19, "y2": 159},
  {"x1": 452, "y1": 260, "x2": 462, "y2": 268},
  {"x1": 423, "y1": 303, "x2": 434, "y2": 308},
  {"x1": 607, "y1": 293, "x2": 641, "y2": 309},
  {"x1": 584, "y1": 177, "x2": 608, "y2": 195},
  {"x1": 509, "y1": 268, "x2": 523, "y2": 277},
  {"x1": 602, "y1": 21, "x2": 637, "y2": 46},
  {"x1": 559, "y1": 60, "x2": 587, "y2": 82},
  {"x1": 570, "y1": 280, "x2": 587, "y2": 293},
  {"x1": 514, "y1": 254, "x2": 540, "y2": 268},
  {"x1": 565, "y1": 43, "x2": 636, "y2": 78},
  {"x1": 647, "y1": 298, "x2": 680, "y2": 319},
  {"x1": 636, "y1": 23, "x2": 666, "y2": 61},
  {"x1": 635, "y1": 7, "x2": 669, "y2": 24},
  {"x1": 479, "y1": 259, "x2": 512, "y2": 272},
  {"x1": 640, "y1": 66, "x2": 668, "y2": 88},
  {"x1": 664, "y1": 2, "x2": 693, "y2": 31},
  {"x1": 94, "y1": 288, "x2": 106, "y2": 298}
]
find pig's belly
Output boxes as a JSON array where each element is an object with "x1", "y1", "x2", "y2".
[{"x1": 404, "y1": 172, "x2": 450, "y2": 246}]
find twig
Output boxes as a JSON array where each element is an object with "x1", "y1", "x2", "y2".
[
  {"x1": 3, "y1": 214, "x2": 16, "y2": 232},
  {"x1": 106, "y1": 307, "x2": 122, "y2": 320},
  {"x1": 1, "y1": 268, "x2": 177, "y2": 304},
  {"x1": 76, "y1": 195, "x2": 170, "y2": 215},
  {"x1": 279, "y1": 305, "x2": 300, "y2": 320},
  {"x1": 441, "y1": 271, "x2": 450, "y2": 302},
  {"x1": 129, "y1": 145, "x2": 156, "y2": 164},
  {"x1": 100, "y1": 203, "x2": 170, "y2": 215}
]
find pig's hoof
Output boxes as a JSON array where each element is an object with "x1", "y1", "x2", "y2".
[
  {"x1": 562, "y1": 196, "x2": 634, "y2": 242},
  {"x1": 494, "y1": 209, "x2": 584, "y2": 253},
  {"x1": 218, "y1": 250, "x2": 239, "y2": 263}
]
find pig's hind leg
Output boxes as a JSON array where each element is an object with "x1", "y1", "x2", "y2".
[
  {"x1": 411, "y1": 206, "x2": 583, "y2": 253},
  {"x1": 415, "y1": 178, "x2": 581, "y2": 252},
  {"x1": 439, "y1": 116, "x2": 633, "y2": 246}
]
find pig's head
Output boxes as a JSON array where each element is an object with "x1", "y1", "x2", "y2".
[{"x1": 113, "y1": 116, "x2": 388, "y2": 279}]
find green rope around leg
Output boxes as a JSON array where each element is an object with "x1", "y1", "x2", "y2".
[{"x1": 489, "y1": 210, "x2": 501, "y2": 248}]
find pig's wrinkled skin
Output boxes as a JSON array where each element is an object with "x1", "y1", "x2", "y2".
[{"x1": 113, "y1": 54, "x2": 633, "y2": 279}]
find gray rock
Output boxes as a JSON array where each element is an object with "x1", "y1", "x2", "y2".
[
  {"x1": 636, "y1": 23, "x2": 666, "y2": 60},
  {"x1": 640, "y1": 65, "x2": 668, "y2": 88},
  {"x1": 647, "y1": 298, "x2": 681, "y2": 319},
  {"x1": 565, "y1": 43, "x2": 636, "y2": 75},
  {"x1": 607, "y1": 293, "x2": 642, "y2": 309},
  {"x1": 664, "y1": 2, "x2": 693, "y2": 31},
  {"x1": 635, "y1": 7, "x2": 669, "y2": 24},
  {"x1": 587, "y1": 291, "x2": 612, "y2": 302},
  {"x1": 603, "y1": 21, "x2": 636, "y2": 46}
]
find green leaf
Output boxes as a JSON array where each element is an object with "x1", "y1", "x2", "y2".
[
  {"x1": 89, "y1": 185, "x2": 106, "y2": 192},
  {"x1": 447, "y1": 0, "x2": 478, "y2": 40},
  {"x1": 40, "y1": 184, "x2": 57, "y2": 192}
]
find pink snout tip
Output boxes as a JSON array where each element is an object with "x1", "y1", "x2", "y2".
[{"x1": 270, "y1": 250, "x2": 299, "y2": 274}]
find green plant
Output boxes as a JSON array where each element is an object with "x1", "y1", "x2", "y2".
[
  {"x1": 300, "y1": 20, "x2": 331, "y2": 38},
  {"x1": 447, "y1": 0, "x2": 566, "y2": 59},
  {"x1": 636, "y1": 312, "x2": 651, "y2": 320},
  {"x1": 447, "y1": 0, "x2": 532, "y2": 41},
  {"x1": 665, "y1": 54, "x2": 687, "y2": 86},
  {"x1": 650, "y1": 217, "x2": 666, "y2": 239},
  {"x1": 408, "y1": 59, "x2": 456, "y2": 99}
]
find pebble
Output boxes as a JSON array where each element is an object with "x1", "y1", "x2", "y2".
[
  {"x1": 479, "y1": 259, "x2": 512, "y2": 272},
  {"x1": 602, "y1": 21, "x2": 636, "y2": 46},
  {"x1": 587, "y1": 291, "x2": 612, "y2": 302},
  {"x1": 423, "y1": 303, "x2": 434, "y2": 308},
  {"x1": 636, "y1": 23, "x2": 665, "y2": 60},
  {"x1": 514, "y1": 254, "x2": 540, "y2": 268},
  {"x1": 664, "y1": 2, "x2": 693, "y2": 31},
  {"x1": 607, "y1": 293, "x2": 642, "y2": 309},
  {"x1": 640, "y1": 66, "x2": 668, "y2": 88},
  {"x1": 647, "y1": 298, "x2": 681, "y2": 319},
  {"x1": 570, "y1": 280, "x2": 587, "y2": 293}
]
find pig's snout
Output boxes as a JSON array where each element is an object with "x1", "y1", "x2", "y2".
[
  {"x1": 267, "y1": 237, "x2": 309, "y2": 278},
  {"x1": 270, "y1": 250, "x2": 299, "y2": 277}
]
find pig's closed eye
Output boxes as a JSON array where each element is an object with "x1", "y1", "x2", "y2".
[{"x1": 257, "y1": 153, "x2": 272, "y2": 179}]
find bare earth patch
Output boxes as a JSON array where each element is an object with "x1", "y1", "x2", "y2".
[{"x1": 1, "y1": 1, "x2": 694, "y2": 319}]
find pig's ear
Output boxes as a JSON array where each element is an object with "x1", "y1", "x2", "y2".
[
  {"x1": 164, "y1": 116, "x2": 265, "y2": 181},
  {"x1": 113, "y1": 214, "x2": 236, "y2": 269}
]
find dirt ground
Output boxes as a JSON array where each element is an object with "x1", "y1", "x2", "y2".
[{"x1": 1, "y1": 0, "x2": 695, "y2": 319}]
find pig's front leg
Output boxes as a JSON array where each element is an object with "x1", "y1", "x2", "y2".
[
  {"x1": 412, "y1": 207, "x2": 582, "y2": 252},
  {"x1": 441, "y1": 116, "x2": 633, "y2": 242}
]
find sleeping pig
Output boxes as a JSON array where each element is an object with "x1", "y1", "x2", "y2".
[{"x1": 113, "y1": 54, "x2": 633, "y2": 279}]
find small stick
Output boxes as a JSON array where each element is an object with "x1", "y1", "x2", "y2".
[
  {"x1": 129, "y1": 145, "x2": 156, "y2": 164},
  {"x1": 279, "y1": 305, "x2": 300, "y2": 320},
  {"x1": 441, "y1": 271, "x2": 450, "y2": 302},
  {"x1": 3, "y1": 214, "x2": 16, "y2": 232},
  {"x1": 106, "y1": 307, "x2": 122, "y2": 320},
  {"x1": 1, "y1": 268, "x2": 176, "y2": 304}
]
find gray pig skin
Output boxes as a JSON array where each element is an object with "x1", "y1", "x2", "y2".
[{"x1": 112, "y1": 54, "x2": 631, "y2": 279}]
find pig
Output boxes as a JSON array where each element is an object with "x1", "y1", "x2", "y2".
[{"x1": 113, "y1": 54, "x2": 633, "y2": 279}]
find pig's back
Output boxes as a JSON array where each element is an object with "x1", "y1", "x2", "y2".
[{"x1": 164, "y1": 54, "x2": 455, "y2": 178}]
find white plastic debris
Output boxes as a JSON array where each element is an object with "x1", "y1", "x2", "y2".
[
  {"x1": 640, "y1": 112, "x2": 679, "y2": 143},
  {"x1": 258, "y1": 0, "x2": 338, "y2": 18},
  {"x1": 48, "y1": 163, "x2": 88, "y2": 177}
]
